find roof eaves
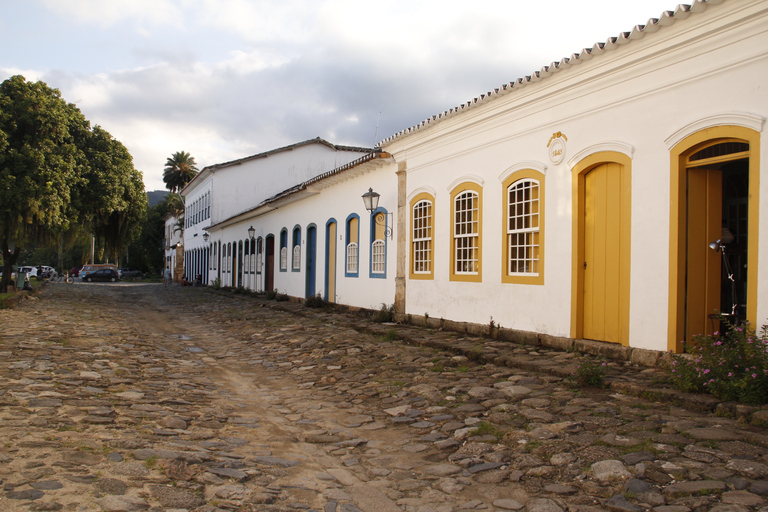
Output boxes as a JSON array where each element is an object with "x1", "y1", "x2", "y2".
[
  {"x1": 201, "y1": 137, "x2": 375, "y2": 173},
  {"x1": 208, "y1": 150, "x2": 393, "y2": 230}
]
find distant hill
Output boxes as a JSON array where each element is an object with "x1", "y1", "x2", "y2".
[{"x1": 147, "y1": 190, "x2": 168, "y2": 207}]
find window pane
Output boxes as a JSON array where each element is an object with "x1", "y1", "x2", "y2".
[
  {"x1": 507, "y1": 180, "x2": 540, "y2": 276},
  {"x1": 413, "y1": 200, "x2": 433, "y2": 274}
]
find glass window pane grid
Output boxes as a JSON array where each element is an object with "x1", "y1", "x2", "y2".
[
  {"x1": 413, "y1": 200, "x2": 433, "y2": 274},
  {"x1": 454, "y1": 192, "x2": 478, "y2": 274},
  {"x1": 372, "y1": 240, "x2": 385, "y2": 273},
  {"x1": 346, "y1": 243, "x2": 358, "y2": 273},
  {"x1": 280, "y1": 247, "x2": 287, "y2": 270},
  {"x1": 293, "y1": 246, "x2": 301, "y2": 269},
  {"x1": 507, "y1": 180, "x2": 539, "y2": 276},
  {"x1": 455, "y1": 236, "x2": 478, "y2": 273}
]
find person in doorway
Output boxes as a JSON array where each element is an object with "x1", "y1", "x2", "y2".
[{"x1": 163, "y1": 267, "x2": 171, "y2": 288}]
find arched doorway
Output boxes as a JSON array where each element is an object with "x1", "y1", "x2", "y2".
[
  {"x1": 265, "y1": 235, "x2": 275, "y2": 292},
  {"x1": 305, "y1": 224, "x2": 317, "y2": 298},
  {"x1": 571, "y1": 151, "x2": 632, "y2": 345},
  {"x1": 237, "y1": 240, "x2": 244, "y2": 288},
  {"x1": 325, "y1": 220, "x2": 337, "y2": 303},
  {"x1": 669, "y1": 125, "x2": 760, "y2": 351}
]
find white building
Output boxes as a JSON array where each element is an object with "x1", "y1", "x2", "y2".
[
  {"x1": 178, "y1": 0, "x2": 767, "y2": 355},
  {"x1": 181, "y1": 138, "x2": 372, "y2": 289},
  {"x1": 162, "y1": 213, "x2": 183, "y2": 281},
  {"x1": 380, "y1": 0, "x2": 767, "y2": 353}
]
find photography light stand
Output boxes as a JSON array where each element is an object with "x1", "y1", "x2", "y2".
[{"x1": 709, "y1": 239, "x2": 738, "y2": 317}]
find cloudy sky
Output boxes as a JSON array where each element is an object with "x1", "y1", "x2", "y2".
[{"x1": 1, "y1": 0, "x2": 680, "y2": 192}]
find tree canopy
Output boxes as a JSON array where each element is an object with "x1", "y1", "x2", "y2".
[
  {"x1": 163, "y1": 151, "x2": 198, "y2": 193},
  {"x1": 0, "y1": 75, "x2": 147, "y2": 291}
]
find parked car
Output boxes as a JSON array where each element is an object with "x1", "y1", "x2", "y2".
[
  {"x1": 82, "y1": 269, "x2": 120, "y2": 282},
  {"x1": 80, "y1": 264, "x2": 118, "y2": 278},
  {"x1": 70, "y1": 267, "x2": 82, "y2": 277},
  {"x1": 119, "y1": 268, "x2": 143, "y2": 278},
  {"x1": 17, "y1": 266, "x2": 38, "y2": 278}
]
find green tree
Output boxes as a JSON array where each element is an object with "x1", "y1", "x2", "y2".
[
  {"x1": 76, "y1": 126, "x2": 147, "y2": 263},
  {"x1": 163, "y1": 151, "x2": 198, "y2": 193},
  {"x1": 0, "y1": 76, "x2": 84, "y2": 291},
  {"x1": 0, "y1": 75, "x2": 146, "y2": 292},
  {"x1": 126, "y1": 195, "x2": 173, "y2": 273}
]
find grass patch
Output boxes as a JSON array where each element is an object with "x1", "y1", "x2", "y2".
[
  {"x1": 381, "y1": 328, "x2": 398, "y2": 342},
  {"x1": 524, "y1": 440, "x2": 543, "y2": 453},
  {"x1": 470, "y1": 421, "x2": 504, "y2": 440},
  {"x1": 373, "y1": 303, "x2": 396, "y2": 323},
  {"x1": 467, "y1": 345, "x2": 484, "y2": 362},
  {"x1": 570, "y1": 357, "x2": 608, "y2": 388}
]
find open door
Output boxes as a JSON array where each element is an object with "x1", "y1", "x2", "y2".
[{"x1": 683, "y1": 145, "x2": 749, "y2": 343}]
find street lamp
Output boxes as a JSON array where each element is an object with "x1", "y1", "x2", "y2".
[
  {"x1": 362, "y1": 188, "x2": 393, "y2": 240},
  {"x1": 247, "y1": 225, "x2": 255, "y2": 240},
  {"x1": 202, "y1": 232, "x2": 210, "y2": 243},
  {"x1": 362, "y1": 187, "x2": 380, "y2": 212}
]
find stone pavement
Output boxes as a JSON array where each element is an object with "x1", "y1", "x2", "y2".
[{"x1": 0, "y1": 283, "x2": 766, "y2": 512}]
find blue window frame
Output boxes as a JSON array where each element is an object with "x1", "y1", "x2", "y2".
[
  {"x1": 345, "y1": 213, "x2": 360, "y2": 278},
  {"x1": 292, "y1": 225, "x2": 301, "y2": 272},
  {"x1": 279, "y1": 228, "x2": 288, "y2": 272},
  {"x1": 369, "y1": 207, "x2": 388, "y2": 279}
]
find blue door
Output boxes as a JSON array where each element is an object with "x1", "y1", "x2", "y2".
[{"x1": 305, "y1": 225, "x2": 317, "y2": 297}]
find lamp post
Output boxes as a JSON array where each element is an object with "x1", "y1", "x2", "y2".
[
  {"x1": 247, "y1": 225, "x2": 255, "y2": 240},
  {"x1": 202, "y1": 232, "x2": 209, "y2": 243},
  {"x1": 362, "y1": 188, "x2": 393, "y2": 240}
]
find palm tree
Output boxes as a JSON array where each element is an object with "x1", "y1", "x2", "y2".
[{"x1": 163, "y1": 151, "x2": 199, "y2": 193}]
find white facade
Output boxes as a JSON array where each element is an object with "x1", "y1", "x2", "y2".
[
  {"x1": 181, "y1": 138, "x2": 371, "y2": 286},
  {"x1": 208, "y1": 152, "x2": 397, "y2": 310},
  {"x1": 179, "y1": 0, "x2": 767, "y2": 354},
  {"x1": 200, "y1": 138, "x2": 370, "y2": 225},
  {"x1": 181, "y1": 174, "x2": 213, "y2": 283},
  {"x1": 163, "y1": 214, "x2": 183, "y2": 280},
  {"x1": 381, "y1": 0, "x2": 768, "y2": 353}
]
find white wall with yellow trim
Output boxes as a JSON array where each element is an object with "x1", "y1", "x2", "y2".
[{"x1": 382, "y1": 0, "x2": 768, "y2": 352}]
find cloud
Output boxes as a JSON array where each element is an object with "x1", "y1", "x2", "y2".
[
  {"x1": 40, "y1": 0, "x2": 184, "y2": 29},
  {"x1": 8, "y1": 0, "x2": 681, "y2": 191}
]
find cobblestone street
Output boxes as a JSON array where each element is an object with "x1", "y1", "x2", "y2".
[{"x1": 0, "y1": 283, "x2": 767, "y2": 512}]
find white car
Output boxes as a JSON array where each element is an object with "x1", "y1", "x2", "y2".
[{"x1": 17, "y1": 266, "x2": 38, "y2": 278}]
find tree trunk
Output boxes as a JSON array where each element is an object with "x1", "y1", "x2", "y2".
[{"x1": 1, "y1": 244, "x2": 20, "y2": 294}]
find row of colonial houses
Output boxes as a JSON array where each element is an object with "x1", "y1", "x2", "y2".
[{"x1": 166, "y1": 0, "x2": 768, "y2": 355}]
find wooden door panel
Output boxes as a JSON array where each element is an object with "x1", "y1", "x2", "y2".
[
  {"x1": 584, "y1": 163, "x2": 622, "y2": 343},
  {"x1": 685, "y1": 168, "x2": 722, "y2": 341}
]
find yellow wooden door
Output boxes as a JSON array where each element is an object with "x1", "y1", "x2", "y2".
[
  {"x1": 326, "y1": 222, "x2": 337, "y2": 303},
  {"x1": 584, "y1": 163, "x2": 622, "y2": 343},
  {"x1": 685, "y1": 168, "x2": 722, "y2": 341}
]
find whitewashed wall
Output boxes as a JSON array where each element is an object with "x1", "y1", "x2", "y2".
[
  {"x1": 210, "y1": 143, "x2": 368, "y2": 225},
  {"x1": 214, "y1": 165, "x2": 397, "y2": 311},
  {"x1": 383, "y1": 0, "x2": 768, "y2": 351},
  {"x1": 183, "y1": 175, "x2": 213, "y2": 254}
]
